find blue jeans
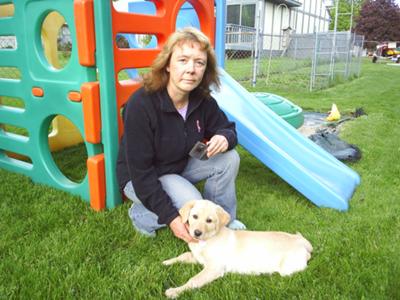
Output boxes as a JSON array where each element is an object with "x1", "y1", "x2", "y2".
[{"x1": 124, "y1": 149, "x2": 240, "y2": 235}]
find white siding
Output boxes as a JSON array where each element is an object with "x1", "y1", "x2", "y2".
[
  {"x1": 263, "y1": 2, "x2": 275, "y2": 35},
  {"x1": 226, "y1": 0, "x2": 331, "y2": 50},
  {"x1": 227, "y1": 0, "x2": 330, "y2": 35},
  {"x1": 294, "y1": 0, "x2": 331, "y2": 34}
]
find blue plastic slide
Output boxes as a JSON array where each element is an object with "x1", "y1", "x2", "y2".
[{"x1": 212, "y1": 69, "x2": 360, "y2": 210}]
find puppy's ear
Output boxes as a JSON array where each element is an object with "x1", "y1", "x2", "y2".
[
  {"x1": 179, "y1": 200, "x2": 197, "y2": 223},
  {"x1": 216, "y1": 205, "x2": 231, "y2": 228}
]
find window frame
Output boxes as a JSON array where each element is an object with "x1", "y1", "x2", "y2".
[{"x1": 226, "y1": 1, "x2": 257, "y2": 28}]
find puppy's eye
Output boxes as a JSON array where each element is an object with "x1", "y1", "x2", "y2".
[
  {"x1": 192, "y1": 214, "x2": 198, "y2": 219},
  {"x1": 206, "y1": 218, "x2": 212, "y2": 223}
]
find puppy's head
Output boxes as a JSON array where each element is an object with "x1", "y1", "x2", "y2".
[{"x1": 179, "y1": 200, "x2": 231, "y2": 241}]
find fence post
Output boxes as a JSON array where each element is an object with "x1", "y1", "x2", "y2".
[
  {"x1": 350, "y1": 31, "x2": 356, "y2": 77},
  {"x1": 357, "y1": 35, "x2": 364, "y2": 77},
  {"x1": 310, "y1": 31, "x2": 318, "y2": 91},
  {"x1": 344, "y1": 31, "x2": 351, "y2": 79},
  {"x1": 251, "y1": 32, "x2": 258, "y2": 87},
  {"x1": 252, "y1": 0, "x2": 263, "y2": 87}
]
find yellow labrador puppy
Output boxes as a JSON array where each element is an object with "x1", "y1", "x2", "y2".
[{"x1": 163, "y1": 200, "x2": 313, "y2": 298}]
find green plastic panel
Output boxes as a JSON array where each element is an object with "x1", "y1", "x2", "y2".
[
  {"x1": 0, "y1": 0, "x2": 101, "y2": 203},
  {"x1": 92, "y1": 0, "x2": 122, "y2": 208}
]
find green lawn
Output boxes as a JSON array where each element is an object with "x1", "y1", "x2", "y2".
[
  {"x1": 1, "y1": 59, "x2": 400, "y2": 299},
  {"x1": 224, "y1": 55, "x2": 363, "y2": 92}
]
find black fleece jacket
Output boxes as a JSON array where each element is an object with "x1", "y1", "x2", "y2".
[{"x1": 116, "y1": 87, "x2": 237, "y2": 225}]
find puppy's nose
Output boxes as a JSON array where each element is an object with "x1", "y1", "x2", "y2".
[{"x1": 194, "y1": 229, "x2": 202, "y2": 237}]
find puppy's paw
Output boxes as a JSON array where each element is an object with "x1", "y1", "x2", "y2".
[
  {"x1": 162, "y1": 258, "x2": 175, "y2": 266},
  {"x1": 165, "y1": 287, "x2": 180, "y2": 299}
]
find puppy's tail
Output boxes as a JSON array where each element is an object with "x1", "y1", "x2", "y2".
[{"x1": 296, "y1": 232, "x2": 313, "y2": 253}]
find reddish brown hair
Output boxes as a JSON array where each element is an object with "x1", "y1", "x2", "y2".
[{"x1": 142, "y1": 27, "x2": 220, "y2": 97}]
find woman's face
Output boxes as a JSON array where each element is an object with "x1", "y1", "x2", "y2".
[{"x1": 166, "y1": 41, "x2": 207, "y2": 98}]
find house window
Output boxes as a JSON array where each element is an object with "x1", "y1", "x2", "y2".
[
  {"x1": 241, "y1": 4, "x2": 255, "y2": 27},
  {"x1": 227, "y1": 3, "x2": 256, "y2": 28},
  {"x1": 227, "y1": 4, "x2": 240, "y2": 24}
]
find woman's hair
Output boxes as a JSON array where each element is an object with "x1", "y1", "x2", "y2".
[{"x1": 142, "y1": 27, "x2": 220, "y2": 97}]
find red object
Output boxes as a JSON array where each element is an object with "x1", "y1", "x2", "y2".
[
  {"x1": 74, "y1": 0, "x2": 96, "y2": 66},
  {"x1": 68, "y1": 91, "x2": 82, "y2": 102},
  {"x1": 81, "y1": 82, "x2": 101, "y2": 144},
  {"x1": 87, "y1": 154, "x2": 106, "y2": 211},
  {"x1": 32, "y1": 87, "x2": 44, "y2": 97}
]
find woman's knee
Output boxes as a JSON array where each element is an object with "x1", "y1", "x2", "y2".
[
  {"x1": 214, "y1": 149, "x2": 240, "y2": 173},
  {"x1": 123, "y1": 181, "x2": 141, "y2": 203},
  {"x1": 159, "y1": 174, "x2": 202, "y2": 208},
  {"x1": 227, "y1": 149, "x2": 240, "y2": 167}
]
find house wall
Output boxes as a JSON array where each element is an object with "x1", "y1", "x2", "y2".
[
  {"x1": 292, "y1": 0, "x2": 330, "y2": 34},
  {"x1": 261, "y1": 0, "x2": 330, "y2": 36},
  {"x1": 226, "y1": 0, "x2": 331, "y2": 35}
]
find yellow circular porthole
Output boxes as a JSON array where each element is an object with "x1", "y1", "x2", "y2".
[
  {"x1": 47, "y1": 114, "x2": 87, "y2": 184},
  {"x1": 40, "y1": 11, "x2": 72, "y2": 70}
]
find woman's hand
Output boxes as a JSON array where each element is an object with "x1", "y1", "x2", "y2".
[
  {"x1": 169, "y1": 216, "x2": 197, "y2": 243},
  {"x1": 206, "y1": 135, "x2": 229, "y2": 158}
]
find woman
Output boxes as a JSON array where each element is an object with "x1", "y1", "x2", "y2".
[{"x1": 116, "y1": 27, "x2": 245, "y2": 242}]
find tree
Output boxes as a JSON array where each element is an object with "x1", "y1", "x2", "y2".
[
  {"x1": 329, "y1": 0, "x2": 364, "y2": 31},
  {"x1": 354, "y1": 0, "x2": 400, "y2": 41}
]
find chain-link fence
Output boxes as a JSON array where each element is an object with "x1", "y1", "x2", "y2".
[
  {"x1": 0, "y1": 36, "x2": 20, "y2": 80},
  {"x1": 224, "y1": 26, "x2": 364, "y2": 91},
  {"x1": 0, "y1": 36, "x2": 16, "y2": 49},
  {"x1": 310, "y1": 31, "x2": 364, "y2": 90},
  {"x1": 260, "y1": 32, "x2": 315, "y2": 91},
  {"x1": 1, "y1": 27, "x2": 364, "y2": 91},
  {"x1": 224, "y1": 24, "x2": 256, "y2": 82}
]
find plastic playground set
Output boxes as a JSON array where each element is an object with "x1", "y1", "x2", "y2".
[{"x1": 0, "y1": 0, "x2": 360, "y2": 212}]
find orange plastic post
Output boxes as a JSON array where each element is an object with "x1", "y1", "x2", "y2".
[
  {"x1": 116, "y1": 80, "x2": 141, "y2": 138},
  {"x1": 87, "y1": 154, "x2": 106, "y2": 211},
  {"x1": 81, "y1": 82, "x2": 101, "y2": 143},
  {"x1": 68, "y1": 91, "x2": 82, "y2": 102},
  {"x1": 189, "y1": 0, "x2": 216, "y2": 46},
  {"x1": 74, "y1": 0, "x2": 96, "y2": 66},
  {"x1": 32, "y1": 87, "x2": 44, "y2": 97}
]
